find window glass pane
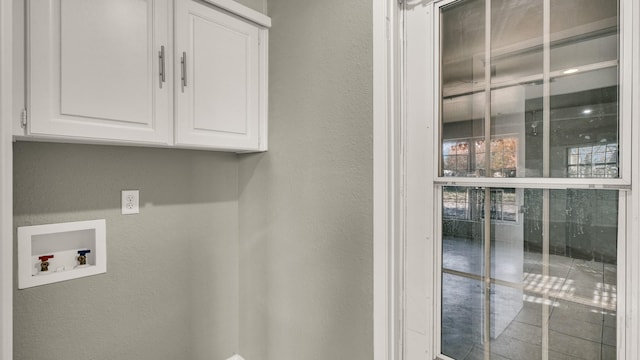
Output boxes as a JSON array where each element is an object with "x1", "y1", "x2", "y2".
[
  {"x1": 491, "y1": 0, "x2": 543, "y2": 82},
  {"x1": 549, "y1": 74, "x2": 619, "y2": 178},
  {"x1": 441, "y1": 0, "x2": 486, "y2": 177},
  {"x1": 438, "y1": 0, "x2": 622, "y2": 358},
  {"x1": 490, "y1": 138, "x2": 518, "y2": 177},
  {"x1": 442, "y1": 0, "x2": 486, "y2": 90},
  {"x1": 442, "y1": 188, "x2": 618, "y2": 359},
  {"x1": 441, "y1": 274, "x2": 484, "y2": 359},
  {"x1": 489, "y1": 1, "x2": 543, "y2": 178},
  {"x1": 549, "y1": 0, "x2": 618, "y2": 72},
  {"x1": 442, "y1": 186, "x2": 485, "y2": 278},
  {"x1": 490, "y1": 284, "x2": 542, "y2": 360},
  {"x1": 549, "y1": 0, "x2": 619, "y2": 178},
  {"x1": 443, "y1": 141, "x2": 472, "y2": 176},
  {"x1": 441, "y1": 0, "x2": 620, "y2": 180}
]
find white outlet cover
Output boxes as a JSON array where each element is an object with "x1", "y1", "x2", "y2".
[{"x1": 121, "y1": 190, "x2": 139, "y2": 215}]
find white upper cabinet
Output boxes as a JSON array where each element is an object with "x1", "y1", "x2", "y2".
[
  {"x1": 23, "y1": 0, "x2": 269, "y2": 152},
  {"x1": 175, "y1": 0, "x2": 267, "y2": 151},
  {"x1": 28, "y1": 0, "x2": 172, "y2": 145}
]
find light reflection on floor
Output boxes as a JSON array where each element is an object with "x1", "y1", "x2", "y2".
[
  {"x1": 441, "y1": 237, "x2": 617, "y2": 360},
  {"x1": 522, "y1": 273, "x2": 616, "y2": 311}
]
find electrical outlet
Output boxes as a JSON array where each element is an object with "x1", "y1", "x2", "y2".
[{"x1": 121, "y1": 190, "x2": 139, "y2": 215}]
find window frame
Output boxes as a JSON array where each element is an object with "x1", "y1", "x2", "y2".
[
  {"x1": 432, "y1": 0, "x2": 633, "y2": 191},
  {"x1": 433, "y1": 0, "x2": 628, "y2": 358},
  {"x1": 401, "y1": 0, "x2": 640, "y2": 359}
]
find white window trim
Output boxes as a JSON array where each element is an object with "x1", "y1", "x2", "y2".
[
  {"x1": 627, "y1": 0, "x2": 640, "y2": 357},
  {"x1": 373, "y1": 0, "x2": 403, "y2": 359},
  {"x1": 0, "y1": 0, "x2": 13, "y2": 358},
  {"x1": 395, "y1": 1, "x2": 640, "y2": 360}
]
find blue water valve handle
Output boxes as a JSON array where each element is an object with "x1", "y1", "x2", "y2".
[{"x1": 77, "y1": 249, "x2": 91, "y2": 266}]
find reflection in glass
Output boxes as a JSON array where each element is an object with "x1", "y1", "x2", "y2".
[
  {"x1": 491, "y1": 0, "x2": 543, "y2": 83},
  {"x1": 549, "y1": 73, "x2": 619, "y2": 178},
  {"x1": 442, "y1": 138, "x2": 518, "y2": 177},
  {"x1": 441, "y1": 273, "x2": 484, "y2": 360},
  {"x1": 442, "y1": 187, "x2": 618, "y2": 359},
  {"x1": 438, "y1": 0, "x2": 622, "y2": 357},
  {"x1": 442, "y1": 187, "x2": 485, "y2": 278},
  {"x1": 440, "y1": 0, "x2": 620, "y2": 179},
  {"x1": 550, "y1": 0, "x2": 618, "y2": 72},
  {"x1": 567, "y1": 143, "x2": 618, "y2": 178},
  {"x1": 442, "y1": 140, "x2": 470, "y2": 176},
  {"x1": 441, "y1": 0, "x2": 486, "y2": 93},
  {"x1": 487, "y1": 138, "x2": 517, "y2": 178},
  {"x1": 441, "y1": 0, "x2": 486, "y2": 177}
]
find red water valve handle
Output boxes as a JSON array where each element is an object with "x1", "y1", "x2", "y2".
[{"x1": 38, "y1": 255, "x2": 54, "y2": 261}]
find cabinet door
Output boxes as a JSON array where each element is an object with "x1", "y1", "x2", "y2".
[
  {"x1": 175, "y1": 0, "x2": 264, "y2": 151},
  {"x1": 28, "y1": 0, "x2": 172, "y2": 144}
]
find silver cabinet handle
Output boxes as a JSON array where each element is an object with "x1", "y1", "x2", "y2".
[
  {"x1": 158, "y1": 45, "x2": 166, "y2": 88},
  {"x1": 181, "y1": 52, "x2": 187, "y2": 92}
]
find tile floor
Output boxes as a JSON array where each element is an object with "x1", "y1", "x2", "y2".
[{"x1": 441, "y1": 237, "x2": 617, "y2": 360}]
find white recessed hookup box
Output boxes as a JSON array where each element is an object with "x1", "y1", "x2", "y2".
[{"x1": 18, "y1": 219, "x2": 107, "y2": 289}]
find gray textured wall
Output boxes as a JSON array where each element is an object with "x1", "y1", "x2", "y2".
[
  {"x1": 13, "y1": 1, "x2": 375, "y2": 359},
  {"x1": 13, "y1": 142, "x2": 239, "y2": 360},
  {"x1": 238, "y1": 0, "x2": 373, "y2": 358},
  {"x1": 235, "y1": 0, "x2": 266, "y2": 14}
]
